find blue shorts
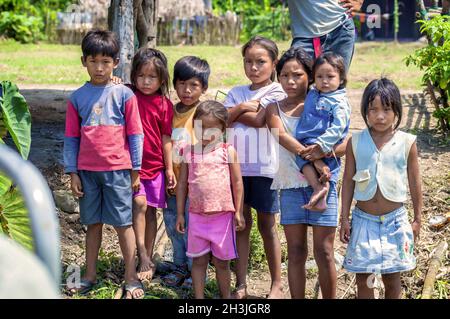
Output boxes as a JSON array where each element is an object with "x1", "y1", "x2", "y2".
[
  {"x1": 78, "y1": 170, "x2": 132, "y2": 227},
  {"x1": 243, "y1": 176, "x2": 279, "y2": 213},
  {"x1": 279, "y1": 182, "x2": 338, "y2": 227},
  {"x1": 343, "y1": 206, "x2": 416, "y2": 274}
]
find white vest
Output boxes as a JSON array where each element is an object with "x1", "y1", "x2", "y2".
[{"x1": 351, "y1": 128, "x2": 416, "y2": 202}]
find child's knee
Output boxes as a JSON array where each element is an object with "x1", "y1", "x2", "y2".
[
  {"x1": 313, "y1": 245, "x2": 334, "y2": 264},
  {"x1": 212, "y1": 257, "x2": 229, "y2": 271},
  {"x1": 193, "y1": 254, "x2": 210, "y2": 267},
  {"x1": 288, "y1": 244, "x2": 308, "y2": 264},
  {"x1": 133, "y1": 196, "x2": 147, "y2": 213}
]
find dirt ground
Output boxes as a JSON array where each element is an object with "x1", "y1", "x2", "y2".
[{"x1": 19, "y1": 85, "x2": 450, "y2": 299}]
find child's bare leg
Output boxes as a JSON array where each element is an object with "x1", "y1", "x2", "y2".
[
  {"x1": 144, "y1": 206, "x2": 157, "y2": 276},
  {"x1": 83, "y1": 223, "x2": 103, "y2": 282},
  {"x1": 212, "y1": 256, "x2": 231, "y2": 298},
  {"x1": 284, "y1": 224, "x2": 308, "y2": 298},
  {"x1": 114, "y1": 225, "x2": 143, "y2": 299},
  {"x1": 312, "y1": 226, "x2": 337, "y2": 299},
  {"x1": 355, "y1": 274, "x2": 375, "y2": 299},
  {"x1": 257, "y1": 212, "x2": 283, "y2": 299},
  {"x1": 302, "y1": 164, "x2": 328, "y2": 211},
  {"x1": 382, "y1": 273, "x2": 402, "y2": 299},
  {"x1": 231, "y1": 205, "x2": 252, "y2": 299},
  {"x1": 192, "y1": 254, "x2": 210, "y2": 299},
  {"x1": 132, "y1": 196, "x2": 153, "y2": 280}
]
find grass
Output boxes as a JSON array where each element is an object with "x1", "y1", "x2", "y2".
[{"x1": 0, "y1": 39, "x2": 424, "y2": 90}]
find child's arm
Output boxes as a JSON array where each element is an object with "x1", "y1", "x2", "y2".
[
  {"x1": 339, "y1": 138, "x2": 356, "y2": 244},
  {"x1": 227, "y1": 100, "x2": 260, "y2": 125},
  {"x1": 163, "y1": 134, "x2": 176, "y2": 191},
  {"x1": 63, "y1": 101, "x2": 84, "y2": 197},
  {"x1": 407, "y1": 141, "x2": 422, "y2": 242},
  {"x1": 235, "y1": 106, "x2": 266, "y2": 128},
  {"x1": 265, "y1": 103, "x2": 306, "y2": 154},
  {"x1": 175, "y1": 161, "x2": 188, "y2": 234},
  {"x1": 228, "y1": 146, "x2": 245, "y2": 231}
]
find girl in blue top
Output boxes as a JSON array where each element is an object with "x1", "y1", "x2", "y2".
[{"x1": 340, "y1": 78, "x2": 422, "y2": 299}]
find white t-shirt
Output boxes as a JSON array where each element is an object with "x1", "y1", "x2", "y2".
[{"x1": 224, "y1": 83, "x2": 287, "y2": 178}]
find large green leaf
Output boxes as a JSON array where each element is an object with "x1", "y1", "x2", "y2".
[
  {"x1": 0, "y1": 185, "x2": 33, "y2": 250},
  {"x1": 0, "y1": 171, "x2": 12, "y2": 197},
  {"x1": 0, "y1": 81, "x2": 31, "y2": 159}
]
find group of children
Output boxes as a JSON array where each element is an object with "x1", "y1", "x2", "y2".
[{"x1": 64, "y1": 29, "x2": 422, "y2": 299}]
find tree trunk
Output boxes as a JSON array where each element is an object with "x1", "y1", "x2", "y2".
[
  {"x1": 109, "y1": 0, "x2": 134, "y2": 83},
  {"x1": 135, "y1": 0, "x2": 158, "y2": 48}
]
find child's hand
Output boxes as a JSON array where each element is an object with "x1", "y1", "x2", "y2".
[
  {"x1": 176, "y1": 215, "x2": 185, "y2": 234},
  {"x1": 339, "y1": 219, "x2": 351, "y2": 244},
  {"x1": 166, "y1": 169, "x2": 177, "y2": 193},
  {"x1": 111, "y1": 75, "x2": 123, "y2": 85},
  {"x1": 299, "y1": 144, "x2": 325, "y2": 161},
  {"x1": 235, "y1": 212, "x2": 246, "y2": 232},
  {"x1": 131, "y1": 170, "x2": 140, "y2": 193},
  {"x1": 70, "y1": 173, "x2": 84, "y2": 197},
  {"x1": 411, "y1": 219, "x2": 421, "y2": 243},
  {"x1": 241, "y1": 100, "x2": 260, "y2": 113}
]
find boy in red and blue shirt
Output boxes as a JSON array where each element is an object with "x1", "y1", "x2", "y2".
[{"x1": 63, "y1": 30, "x2": 145, "y2": 298}]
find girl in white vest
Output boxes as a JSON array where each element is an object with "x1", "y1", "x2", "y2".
[{"x1": 340, "y1": 78, "x2": 422, "y2": 299}]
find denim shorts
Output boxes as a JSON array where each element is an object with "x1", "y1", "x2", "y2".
[
  {"x1": 243, "y1": 176, "x2": 279, "y2": 213},
  {"x1": 291, "y1": 16, "x2": 356, "y2": 72},
  {"x1": 79, "y1": 170, "x2": 132, "y2": 227},
  {"x1": 343, "y1": 206, "x2": 416, "y2": 274},
  {"x1": 279, "y1": 182, "x2": 338, "y2": 227}
]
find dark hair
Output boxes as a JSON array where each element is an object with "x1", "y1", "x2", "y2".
[
  {"x1": 361, "y1": 78, "x2": 402, "y2": 129},
  {"x1": 241, "y1": 35, "x2": 279, "y2": 81},
  {"x1": 193, "y1": 100, "x2": 228, "y2": 132},
  {"x1": 173, "y1": 56, "x2": 210, "y2": 88},
  {"x1": 130, "y1": 48, "x2": 170, "y2": 96},
  {"x1": 276, "y1": 46, "x2": 313, "y2": 85},
  {"x1": 81, "y1": 29, "x2": 119, "y2": 60},
  {"x1": 312, "y1": 52, "x2": 347, "y2": 89}
]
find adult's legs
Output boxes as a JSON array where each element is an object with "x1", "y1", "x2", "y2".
[
  {"x1": 257, "y1": 211, "x2": 283, "y2": 298},
  {"x1": 323, "y1": 17, "x2": 356, "y2": 73},
  {"x1": 231, "y1": 204, "x2": 253, "y2": 299},
  {"x1": 283, "y1": 224, "x2": 308, "y2": 298},
  {"x1": 312, "y1": 225, "x2": 337, "y2": 299}
]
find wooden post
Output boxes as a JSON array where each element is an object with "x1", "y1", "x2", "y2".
[
  {"x1": 109, "y1": 0, "x2": 134, "y2": 83},
  {"x1": 422, "y1": 241, "x2": 448, "y2": 299}
]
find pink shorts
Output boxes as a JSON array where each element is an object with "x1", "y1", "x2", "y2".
[
  {"x1": 133, "y1": 170, "x2": 166, "y2": 208},
  {"x1": 187, "y1": 211, "x2": 238, "y2": 261}
]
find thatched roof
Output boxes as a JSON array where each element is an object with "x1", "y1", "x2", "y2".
[{"x1": 158, "y1": 0, "x2": 205, "y2": 19}]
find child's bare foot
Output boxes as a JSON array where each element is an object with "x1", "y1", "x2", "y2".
[
  {"x1": 137, "y1": 255, "x2": 155, "y2": 281},
  {"x1": 266, "y1": 285, "x2": 284, "y2": 299},
  {"x1": 303, "y1": 184, "x2": 329, "y2": 212},
  {"x1": 318, "y1": 166, "x2": 332, "y2": 183},
  {"x1": 231, "y1": 284, "x2": 247, "y2": 299},
  {"x1": 124, "y1": 281, "x2": 145, "y2": 299}
]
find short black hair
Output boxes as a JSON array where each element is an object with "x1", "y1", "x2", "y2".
[
  {"x1": 277, "y1": 46, "x2": 313, "y2": 85},
  {"x1": 81, "y1": 29, "x2": 120, "y2": 60},
  {"x1": 361, "y1": 78, "x2": 403, "y2": 129},
  {"x1": 131, "y1": 47, "x2": 170, "y2": 97},
  {"x1": 313, "y1": 52, "x2": 347, "y2": 89},
  {"x1": 173, "y1": 56, "x2": 210, "y2": 88}
]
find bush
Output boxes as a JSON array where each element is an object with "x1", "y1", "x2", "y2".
[
  {"x1": 405, "y1": 15, "x2": 450, "y2": 132},
  {"x1": 0, "y1": 11, "x2": 44, "y2": 43}
]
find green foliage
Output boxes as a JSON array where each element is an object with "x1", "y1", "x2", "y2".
[
  {"x1": 0, "y1": 0, "x2": 74, "y2": 43},
  {"x1": 0, "y1": 80, "x2": 32, "y2": 251},
  {"x1": 213, "y1": 0, "x2": 290, "y2": 42},
  {"x1": 405, "y1": 15, "x2": 450, "y2": 132}
]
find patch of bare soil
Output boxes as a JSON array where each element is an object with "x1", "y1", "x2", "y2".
[{"x1": 21, "y1": 86, "x2": 449, "y2": 299}]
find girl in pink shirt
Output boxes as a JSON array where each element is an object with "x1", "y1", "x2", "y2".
[
  {"x1": 129, "y1": 48, "x2": 176, "y2": 281},
  {"x1": 176, "y1": 101, "x2": 245, "y2": 299}
]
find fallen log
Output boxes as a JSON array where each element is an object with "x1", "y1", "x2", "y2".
[{"x1": 421, "y1": 240, "x2": 448, "y2": 299}]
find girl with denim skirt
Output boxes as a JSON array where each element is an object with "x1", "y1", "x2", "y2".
[
  {"x1": 266, "y1": 46, "x2": 347, "y2": 299},
  {"x1": 340, "y1": 78, "x2": 422, "y2": 299}
]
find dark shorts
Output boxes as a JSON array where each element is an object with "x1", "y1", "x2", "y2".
[
  {"x1": 79, "y1": 170, "x2": 132, "y2": 227},
  {"x1": 291, "y1": 17, "x2": 356, "y2": 73},
  {"x1": 243, "y1": 176, "x2": 279, "y2": 213},
  {"x1": 279, "y1": 182, "x2": 338, "y2": 227}
]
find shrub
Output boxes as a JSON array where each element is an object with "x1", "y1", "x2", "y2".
[{"x1": 0, "y1": 11, "x2": 44, "y2": 43}]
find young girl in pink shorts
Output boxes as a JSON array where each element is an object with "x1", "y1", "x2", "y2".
[{"x1": 176, "y1": 100, "x2": 245, "y2": 299}]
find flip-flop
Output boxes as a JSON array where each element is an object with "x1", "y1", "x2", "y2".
[
  {"x1": 67, "y1": 279, "x2": 96, "y2": 296},
  {"x1": 162, "y1": 267, "x2": 188, "y2": 287},
  {"x1": 124, "y1": 281, "x2": 145, "y2": 299}
]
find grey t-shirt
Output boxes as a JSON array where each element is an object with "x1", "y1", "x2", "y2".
[{"x1": 287, "y1": 0, "x2": 347, "y2": 38}]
